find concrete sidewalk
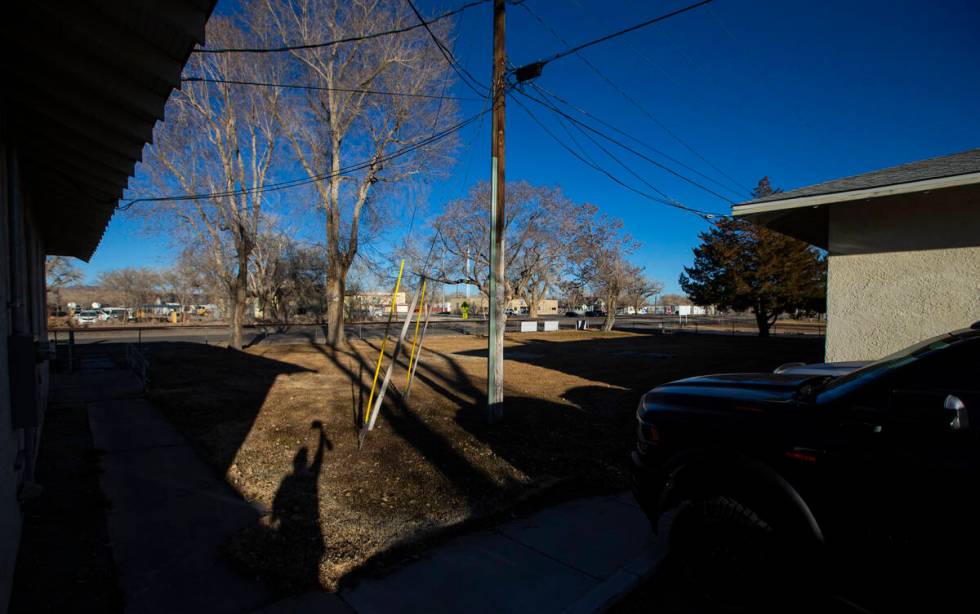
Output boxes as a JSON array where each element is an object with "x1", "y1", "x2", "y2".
[
  {"x1": 332, "y1": 493, "x2": 665, "y2": 614},
  {"x1": 56, "y1": 352, "x2": 348, "y2": 614},
  {"x1": 62, "y1": 350, "x2": 663, "y2": 613}
]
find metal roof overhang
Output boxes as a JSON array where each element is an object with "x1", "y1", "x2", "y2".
[
  {"x1": 2, "y1": 0, "x2": 216, "y2": 261},
  {"x1": 731, "y1": 171, "x2": 980, "y2": 250}
]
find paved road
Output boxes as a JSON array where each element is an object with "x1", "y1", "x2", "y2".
[
  {"x1": 50, "y1": 316, "x2": 823, "y2": 347},
  {"x1": 52, "y1": 320, "x2": 488, "y2": 346}
]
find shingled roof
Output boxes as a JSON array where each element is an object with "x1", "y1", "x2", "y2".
[
  {"x1": 746, "y1": 147, "x2": 980, "y2": 205},
  {"x1": 732, "y1": 147, "x2": 980, "y2": 250}
]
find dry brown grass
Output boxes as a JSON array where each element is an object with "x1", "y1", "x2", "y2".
[{"x1": 146, "y1": 330, "x2": 822, "y2": 592}]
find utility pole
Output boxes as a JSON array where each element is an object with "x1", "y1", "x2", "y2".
[{"x1": 487, "y1": 0, "x2": 506, "y2": 423}]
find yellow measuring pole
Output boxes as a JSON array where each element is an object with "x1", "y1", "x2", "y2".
[
  {"x1": 405, "y1": 279, "x2": 427, "y2": 389},
  {"x1": 365, "y1": 259, "x2": 405, "y2": 425}
]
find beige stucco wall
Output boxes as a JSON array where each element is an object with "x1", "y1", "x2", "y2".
[
  {"x1": 826, "y1": 247, "x2": 980, "y2": 361},
  {"x1": 825, "y1": 188, "x2": 980, "y2": 361}
]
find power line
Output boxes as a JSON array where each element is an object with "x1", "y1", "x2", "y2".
[
  {"x1": 118, "y1": 109, "x2": 488, "y2": 210},
  {"x1": 403, "y1": 97, "x2": 490, "y2": 287},
  {"x1": 516, "y1": 1, "x2": 746, "y2": 197},
  {"x1": 530, "y1": 81, "x2": 741, "y2": 198},
  {"x1": 193, "y1": 0, "x2": 490, "y2": 54},
  {"x1": 552, "y1": 104, "x2": 680, "y2": 207},
  {"x1": 549, "y1": 101, "x2": 722, "y2": 216},
  {"x1": 518, "y1": 87, "x2": 734, "y2": 205},
  {"x1": 513, "y1": 0, "x2": 713, "y2": 74},
  {"x1": 568, "y1": 0, "x2": 678, "y2": 92},
  {"x1": 405, "y1": 0, "x2": 489, "y2": 98},
  {"x1": 509, "y1": 91, "x2": 720, "y2": 219},
  {"x1": 179, "y1": 76, "x2": 485, "y2": 101}
]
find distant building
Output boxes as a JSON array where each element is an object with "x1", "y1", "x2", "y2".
[
  {"x1": 346, "y1": 291, "x2": 408, "y2": 317},
  {"x1": 734, "y1": 148, "x2": 980, "y2": 361},
  {"x1": 647, "y1": 304, "x2": 713, "y2": 316},
  {"x1": 677, "y1": 305, "x2": 712, "y2": 316},
  {"x1": 446, "y1": 296, "x2": 559, "y2": 316}
]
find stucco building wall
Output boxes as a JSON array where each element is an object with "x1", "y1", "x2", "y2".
[{"x1": 825, "y1": 191, "x2": 980, "y2": 361}]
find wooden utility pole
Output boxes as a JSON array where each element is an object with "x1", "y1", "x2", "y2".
[{"x1": 487, "y1": 0, "x2": 506, "y2": 423}]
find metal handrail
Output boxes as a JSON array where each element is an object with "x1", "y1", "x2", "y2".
[{"x1": 125, "y1": 343, "x2": 150, "y2": 390}]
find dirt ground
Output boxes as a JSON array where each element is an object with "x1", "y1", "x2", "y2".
[{"x1": 145, "y1": 329, "x2": 822, "y2": 592}]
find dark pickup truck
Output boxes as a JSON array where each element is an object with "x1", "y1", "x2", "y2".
[{"x1": 631, "y1": 323, "x2": 980, "y2": 611}]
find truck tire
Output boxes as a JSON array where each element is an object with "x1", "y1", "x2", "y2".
[{"x1": 668, "y1": 495, "x2": 784, "y2": 610}]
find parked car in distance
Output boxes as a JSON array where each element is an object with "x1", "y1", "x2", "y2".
[
  {"x1": 73, "y1": 310, "x2": 102, "y2": 325},
  {"x1": 585, "y1": 310, "x2": 606, "y2": 317},
  {"x1": 565, "y1": 311, "x2": 583, "y2": 317},
  {"x1": 631, "y1": 323, "x2": 980, "y2": 611},
  {"x1": 100, "y1": 307, "x2": 129, "y2": 321}
]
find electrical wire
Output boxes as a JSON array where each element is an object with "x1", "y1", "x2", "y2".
[
  {"x1": 179, "y1": 76, "x2": 484, "y2": 101},
  {"x1": 118, "y1": 109, "x2": 489, "y2": 210},
  {"x1": 572, "y1": 0, "x2": 752, "y2": 198},
  {"x1": 405, "y1": 0, "x2": 490, "y2": 98},
  {"x1": 414, "y1": 97, "x2": 490, "y2": 283},
  {"x1": 517, "y1": 86, "x2": 735, "y2": 205},
  {"x1": 514, "y1": 0, "x2": 713, "y2": 72},
  {"x1": 529, "y1": 79, "x2": 741, "y2": 199},
  {"x1": 552, "y1": 106, "x2": 678, "y2": 206},
  {"x1": 516, "y1": 1, "x2": 745, "y2": 197},
  {"x1": 510, "y1": 91, "x2": 721, "y2": 219},
  {"x1": 193, "y1": 0, "x2": 490, "y2": 54}
]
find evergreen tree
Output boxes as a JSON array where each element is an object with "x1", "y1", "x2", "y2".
[{"x1": 680, "y1": 177, "x2": 826, "y2": 336}]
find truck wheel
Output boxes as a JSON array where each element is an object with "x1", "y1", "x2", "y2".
[{"x1": 668, "y1": 495, "x2": 784, "y2": 610}]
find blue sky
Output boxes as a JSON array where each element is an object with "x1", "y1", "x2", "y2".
[{"x1": 78, "y1": 0, "x2": 980, "y2": 293}]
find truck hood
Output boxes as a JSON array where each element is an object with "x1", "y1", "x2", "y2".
[{"x1": 639, "y1": 372, "x2": 822, "y2": 417}]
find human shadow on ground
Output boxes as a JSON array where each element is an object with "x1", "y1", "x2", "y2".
[{"x1": 227, "y1": 421, "x2": 332, "y2": 592}]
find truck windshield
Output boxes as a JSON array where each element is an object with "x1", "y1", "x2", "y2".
[{"x1": 816, "y1": 332, "x2": 957, "y2": 400}]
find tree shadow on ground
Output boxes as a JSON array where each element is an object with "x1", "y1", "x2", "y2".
[
  {"x1": 323, "y1": 336, "x2": 640, "y2": 512},
  {"x1": 310, "y1": 341, "x2": 510, "y2": 514},
  {"x1": 137, "y1": 333, "x2": 822, "y2": 594},
  {"x1": 416, "y1": 333, "x2": 824, "y2": 509},
  {"x1": 451, "y1": 332, "x2": 824, "y2": 392}
]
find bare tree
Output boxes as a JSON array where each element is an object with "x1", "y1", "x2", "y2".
[
  {"x1": 97, "y1": 268, "x2": 162, "y2": 315},
  {"x1": 259, "y1": 0, "x2": 460, "y2": 346},
  {"x1": 434, "y1": 181, "x2": 584, "y2": 317},
  {"x1": 622, "y1": 269, "x2": 664, "y2": 315},
  {"x1": 570, "y1": 206, "x2": 637, "y2": 331},
  {"x1": 659, "y1": 293, "x2": 693, "y2": 307},
  {"x1": 250, "y1": 230, "x2": 292, "y2": 323},
  {"x1": 557, "y1": 279, "x2": 586, "y2": 313},
  {"x1": 289, "y1": 244, "x2": 329, "y2": 320},
  {"x1": 46, "y1": 256, "x2": 83, "y2": 314},
  {"x1": 161, "y1": 249, "x2": 207, "y2": 322},
  {"x1": 136, "y1": 14, "x2": 282, "y2": 349}
]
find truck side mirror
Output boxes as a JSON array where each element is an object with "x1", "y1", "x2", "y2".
[{"x1": 946, "y1": 395, "x2": 970, "y2": 432}]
